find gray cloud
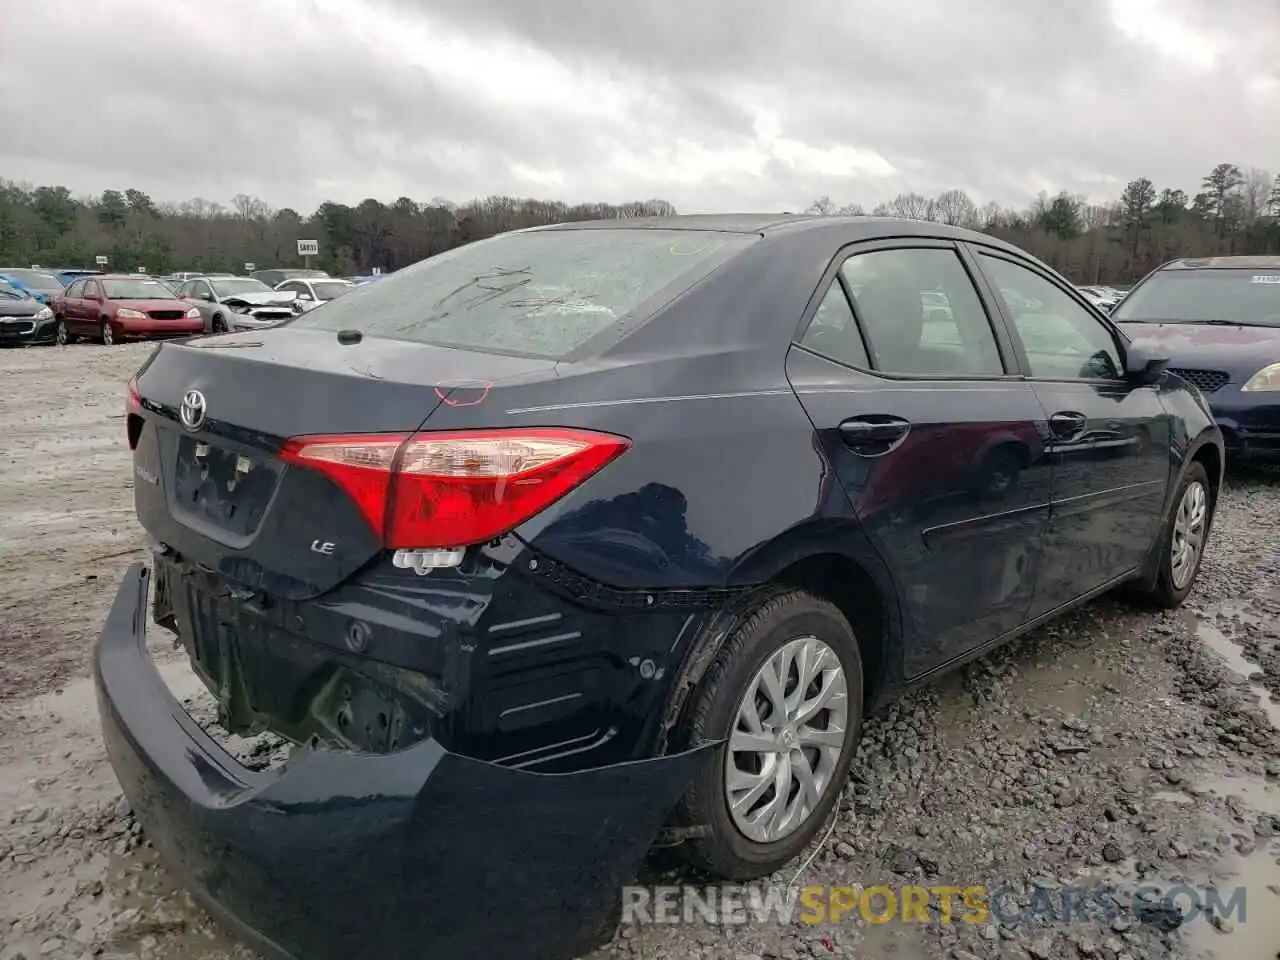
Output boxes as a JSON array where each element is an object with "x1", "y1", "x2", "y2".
[{"x1": 1, "y1": 0, "x2": 1276, "y2": 214}]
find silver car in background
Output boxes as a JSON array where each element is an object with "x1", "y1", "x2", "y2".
[{"x1": 177, "y1": 276, "x2": 299, "y2": 333}]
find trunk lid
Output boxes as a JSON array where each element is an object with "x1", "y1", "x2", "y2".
[{"x1": 132, "y1": 329, "x2": 559, "y2": 598}]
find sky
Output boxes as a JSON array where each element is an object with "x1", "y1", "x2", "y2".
[{"x1": 2, "y1": 0, "x2": 1277, "y2": 215}]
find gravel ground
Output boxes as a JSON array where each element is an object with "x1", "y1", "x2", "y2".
[{"x1": 2, "y1": 342, "x2": 1279, "y2": 960}]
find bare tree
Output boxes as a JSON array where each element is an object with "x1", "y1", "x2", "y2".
[
  {"x1": 1239, "y1": 168, "x2": 1273, "y2": 225},
  {"x1": 804, "y1": 196, "x2": 837, "y2": 216},
  {"x1": 933, "y1": 189, "x2": 977, "y2": 227},
  {"x1": 231, "y1": 193, "x2": 273, "y2": 221},
  {"x1": 885, "y1": 192, "x2": 935, "y2": 221}
]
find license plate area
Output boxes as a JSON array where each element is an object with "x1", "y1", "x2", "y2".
[
  {"x1": 160, "y1": 559, "x2": 437, "y2": 753},
  {"x1": 173, "y1": 437, "x2": 280, "y2": 537}
]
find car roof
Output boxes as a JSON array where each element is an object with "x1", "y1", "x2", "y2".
[
  {"x1": 1162, "y1": 255, "x2": 1280, "y2": 271},
  {"x1": 528, "y1": 213, "x2": 1031, "y2": 254}
]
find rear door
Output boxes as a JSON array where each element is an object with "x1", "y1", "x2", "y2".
[
  {"x1": 785, "y1": 238, "x2": 1054, "y2": 679},
  {"x1": 968, "y1": 247, "x2": 1170, "y2": 612},
  {"x1": 77, "y1": 280, "x2": 102, "y2": 333},
  {"x1": 59, "y1": 279, "x2": 84, "y2": 326}
]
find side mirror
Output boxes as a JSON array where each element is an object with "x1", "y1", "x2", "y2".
[{"x1": 1124, "y1": 342, "x2": 1169, "y2": 385}]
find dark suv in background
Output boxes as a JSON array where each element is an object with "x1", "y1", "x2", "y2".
[{"x1": 1114, "y1": 255, "x2": 1280, "y2": 463}]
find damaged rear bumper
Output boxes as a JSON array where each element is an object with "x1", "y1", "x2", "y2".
[{"x1": 94, "y1": 563, "x2": 709, "y2": 960}]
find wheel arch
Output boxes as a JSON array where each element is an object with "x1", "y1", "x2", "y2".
[
  {"x1": 656, "y1": 522, "x2": 903, "y2": 755},
  {"x1": 1134, "y1": 427, "x2": 1223, "y2": 590}
]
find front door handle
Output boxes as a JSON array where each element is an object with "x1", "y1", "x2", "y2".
[
  {"x1": 1048, "y1": 411, "x2": 1088, "y2": 441},
  {"x1": 839, "y1": 416, "x2": 911, "y2": 454}
]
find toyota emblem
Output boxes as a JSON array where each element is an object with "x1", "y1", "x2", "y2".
[{"x1": 179, "y1": 389, "x2": 207, "y2": 431}]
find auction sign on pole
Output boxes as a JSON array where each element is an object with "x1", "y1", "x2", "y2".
[{"x1": 296, "y1": 240, "x2": 318, "y2": 268}]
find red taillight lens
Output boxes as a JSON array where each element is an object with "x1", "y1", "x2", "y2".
[
  {"x1": 125, "y1": 378, "x2": 143, "y2": 449},
  {"x1": 279, "y1": 428, "x2": 630, "y2": 548}
]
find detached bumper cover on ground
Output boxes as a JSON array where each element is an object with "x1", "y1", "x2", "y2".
[{"x1": 94, "y1": 563, "x2": 710, "y2": 960}]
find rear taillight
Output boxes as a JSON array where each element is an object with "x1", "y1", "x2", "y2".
[
  {"x1": 279, "y1": 428, "x2": 630, "y2": 549},
  {"x1": 125, "y1": 378, "x2": 143, "y2": 449}
]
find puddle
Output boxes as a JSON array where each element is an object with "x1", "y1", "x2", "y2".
[
  {"x1": 1197, "y1": 775, "x2": 1280, "y2": 819},
  {"x1": 1207, "y1": 599, "x2": 1265, "y2": 629},
  {"x1": 1152, "y1": 790, "x2": 1197, "y2": 805},
  {"x1": 1195, "y1": 622, "x2": 1280, "y2": 729},
  {"x1": 1185, "y1": 846, "x2": 1280, "y2": 960}
]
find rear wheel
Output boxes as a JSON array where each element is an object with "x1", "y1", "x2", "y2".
[
  {"x1": 1129, "y1": 461, "x2": 1211, "y2": 608},
  {"x1": 54, "y1": 318, "x2": 69, "y2": 346},
  {"x1": 673, "y1": 589, "x2": 863, "y2": 879},
  {"x1": 100, "y1": 319, "x2": 115, "y2": 345}
]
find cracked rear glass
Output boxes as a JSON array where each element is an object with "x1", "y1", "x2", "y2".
[{"x1": 290, "y1": 228, "x2": 755, "y2": 358}]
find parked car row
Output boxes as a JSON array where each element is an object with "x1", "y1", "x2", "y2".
[{"x1": 0, "y1": 265, "x2": 367, "y2": 346}]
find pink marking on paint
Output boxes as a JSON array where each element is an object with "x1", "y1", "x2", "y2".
[{"x1": 434, "y1": 380, "x2": 492, "y2": 407}]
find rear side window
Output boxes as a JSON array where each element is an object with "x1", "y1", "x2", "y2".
[
  {"x1": 799, "y1": 282, "x2": 870, "y2": 368},
  {"x1": 1113, "y1": 269, "x2": 1280, "y2": 328},
  {"x1": 840, "y1": 248, "x2": 1004, "y2": 376},
  {"x1": 291, "y1": 228, "x2": 757, "y2": 359}
]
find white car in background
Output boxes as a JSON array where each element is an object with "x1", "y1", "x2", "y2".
[{"x1": 273, "y1": 277, "x2": 356, "y2": 312}]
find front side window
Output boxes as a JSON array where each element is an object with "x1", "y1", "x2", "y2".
[
  {"x1": 838, "y1": 248, "x2": 1004, "y2": 376},
  {"x1": 980, "y1": 254, "x2": 1122, "y2": 380}
]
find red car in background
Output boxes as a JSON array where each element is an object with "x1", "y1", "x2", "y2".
[{"x1": 52, "y1": 275, "x2": 204, "y2": 345}]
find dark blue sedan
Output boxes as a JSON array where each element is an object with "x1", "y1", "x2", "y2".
[
  {"x1": 1114, "y1": 256, "x2": 1280, "y2": 463},
  {"x1": 97, "y1": 215, "x2": 1222, "y2": 960}
]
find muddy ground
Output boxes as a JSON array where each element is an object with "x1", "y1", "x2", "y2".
[{"x1": 1, "y1": 342, "x2": 1279, "y2": 960}]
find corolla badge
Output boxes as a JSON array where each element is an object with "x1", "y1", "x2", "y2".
[{"x1": 179, "y1": 389, "x2": 207, "y2": 431}]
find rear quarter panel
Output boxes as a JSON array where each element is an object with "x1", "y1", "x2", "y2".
[{"x1": 413, "y1": 231, "x2": 864, "y2": 593}]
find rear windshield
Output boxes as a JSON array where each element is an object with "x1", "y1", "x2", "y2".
[
  {"x1": 290, "y1": 228, "x2": 755, "y2": 358},
  {"x1": 1113, "y1": 270, "x2": 1280, "y2": 327}
]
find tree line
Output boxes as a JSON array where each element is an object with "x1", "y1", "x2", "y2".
[
  {"x1": 805, "y1": 163, "x2": 1279, "y2": 284},
  {"x1": 0, "y1": 162, "x2": 1275, "y2": 284}
]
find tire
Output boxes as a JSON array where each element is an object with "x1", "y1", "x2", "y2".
[
  {"x1": 54, "y1": 318, "x2": 69, "y2": 346},
  {"x1": 212, "y1": 314, "x2": 226, "y2": 333},
  {"x1": 1130, "y1": 461, "x2": 1212, "y2": 608},
  {"x1": 673, "y1": 588, "x2": 864, "y2": 880},
  {"x1": 100, "y1": 319, "x2": 115, "y2": 345}
]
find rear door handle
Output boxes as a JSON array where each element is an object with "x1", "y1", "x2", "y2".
[
  {"x1": 1048, "y1": 411, "x2": 1087, "y2": 440},
  {"x1": 839, "y1": 416, "x2": 911, "y2": 453}
]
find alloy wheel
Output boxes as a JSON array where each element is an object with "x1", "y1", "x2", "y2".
[
  {"x1": 724, "y1": 635, "x2": 849, "y2": 843},
  {"x1": 1170, "y1": 480, "x2": 1207, "y2": 589}
]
